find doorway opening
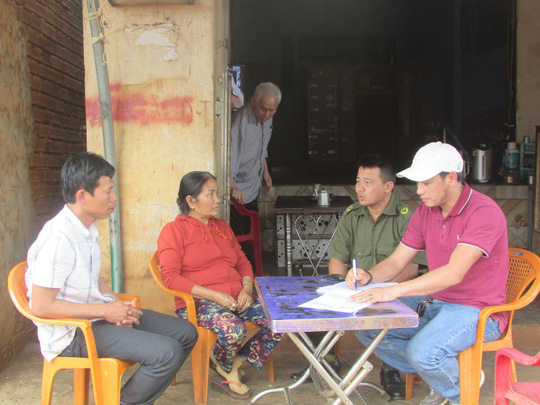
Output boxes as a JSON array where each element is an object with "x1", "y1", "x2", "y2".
[{"x1": 229, "y1": 0, "x2": 512, "y2": 185}]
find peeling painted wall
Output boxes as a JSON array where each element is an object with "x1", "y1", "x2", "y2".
[
  {"x1": 83, "y1": 1, "x2": 216, "y2": 313},
  {"x1": 0, "y1": 1, "x2": 37, "y2": 365},
  {"x1": 516, "y1": 0, "x2": 540, "y2": 142}
]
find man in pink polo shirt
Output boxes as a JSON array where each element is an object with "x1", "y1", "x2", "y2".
[{"x1": 348, "y1": 142, "x2": 509, "y2": 405}]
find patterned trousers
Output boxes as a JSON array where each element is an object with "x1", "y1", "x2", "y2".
[{"x1": 177, "y1": 298, "x2": 282, "y2": 372}]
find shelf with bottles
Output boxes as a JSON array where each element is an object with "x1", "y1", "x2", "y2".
[{"x1": 520, "y1": 142, "x2": 536, "y2": 183}]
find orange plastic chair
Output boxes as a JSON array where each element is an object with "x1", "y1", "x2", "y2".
[
  {"x1": 231, "y1": 199, "x2": 263, "y2": 276},
  {"x1": 8, "y1": 261, "x2": 140, "y2": 405},
  {"x1": 495, "y1": 347, "x2": 540, "y2": 404},
  {"x1": 148, "y1": 251, "x2": 274, "y2": 405},
  {"x1": 404, "y1": 247, "x2": 540, "y2": 404}
]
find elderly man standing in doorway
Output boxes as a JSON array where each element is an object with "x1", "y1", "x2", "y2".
[
  {"x1": 349, "y1": 142, "x2": 509, "y2": 405},
  {"x1": 230, "y1": 82, "x2": 281, "y2": 266},
  {"x1": 290, "y1": 154, "x2": 425, "y2": 400}
]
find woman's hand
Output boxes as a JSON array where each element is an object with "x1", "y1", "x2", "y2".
[
  {"x1": 212, "y1": 291, "x2": 239, "y2": 312},
  {"x1": 236, "y1": 289, "x2": 254, "y2": 313}
]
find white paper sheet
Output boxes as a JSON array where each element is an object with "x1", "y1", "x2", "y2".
[
  {"x1": 299, "y1": 294, "x2": 370, "y2": 313},
  {"x1": 298, "y1": 282, "x2": 397, "y2": 313},
  {"x1": 317, "y1": 281, "x2": 397, "y2": 296}
]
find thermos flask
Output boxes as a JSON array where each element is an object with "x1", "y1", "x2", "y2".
[
  {"x1": 472, "y1": 142, "x2": 492, "y2": 183},
  {"x1": 317, "y1": 188, "x2": 331, "y2": 206}
]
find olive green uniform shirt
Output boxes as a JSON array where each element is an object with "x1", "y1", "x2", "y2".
[{"x1": 330, "y1": 194, "x2": 426, "y2": 270}]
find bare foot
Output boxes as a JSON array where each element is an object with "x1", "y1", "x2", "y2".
[
  {"x1": 210, "y1": 351, "x2": 249, "y2": 395},
  {"x1": 233, "y1": 357, "x2": 247, "y2": 379}
]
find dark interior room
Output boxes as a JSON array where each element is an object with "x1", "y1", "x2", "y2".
[{"x1": 230, "y1": 0, "x2": 512, "y2": 185}]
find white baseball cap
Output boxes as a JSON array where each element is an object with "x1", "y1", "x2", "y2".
[{"x1": 397, "y1": 142, "x2": 464, "y2": 182}]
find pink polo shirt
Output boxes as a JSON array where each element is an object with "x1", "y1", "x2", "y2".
[{"x1": 401, "y1": 182, "x2": 509, "y2": 332}]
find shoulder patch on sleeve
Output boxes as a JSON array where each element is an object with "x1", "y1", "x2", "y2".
[
  {"x1": 341, "y1": 204, "x2": 355, "y2": 217},
  {"x1": 400, "y1": 207, "x2": 409, "y2": 215}
]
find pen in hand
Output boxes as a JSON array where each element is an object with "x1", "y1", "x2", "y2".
[{"x1": 353, "y1": 258, "x2": 357, "y2": 291}]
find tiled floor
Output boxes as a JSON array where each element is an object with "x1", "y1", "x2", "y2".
[{"x1": 1, "y1": 254, "x2": 539, "y2": 404}]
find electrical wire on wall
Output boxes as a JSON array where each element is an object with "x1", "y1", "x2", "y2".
[{"x1": 506, "y1": 0, "x2": 517, "y2": 137}]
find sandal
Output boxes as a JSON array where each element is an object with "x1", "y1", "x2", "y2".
[
  {"x1": 209, "y1": 361, "x2": 248, "y2": 382},
  {"x1": 211, "y1": 375, "x2": 252, "y2": 400}
]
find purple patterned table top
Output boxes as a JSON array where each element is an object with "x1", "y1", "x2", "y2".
[{"x1": 256, "y1": 276, "x2": 419, "y2": 334}]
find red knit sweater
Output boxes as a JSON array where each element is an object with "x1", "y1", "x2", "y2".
[{"x1": 157, "y1": 215, "x2": 253, "y2": 310}]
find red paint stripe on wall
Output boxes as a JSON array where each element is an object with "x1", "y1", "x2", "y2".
[{"x1": 86, "y1": 87, "x2": 194, "y2": 126}]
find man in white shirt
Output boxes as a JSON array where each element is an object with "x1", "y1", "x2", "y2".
[{"x1": 26, "y1": 152, "x2": 198, "y2": 405}]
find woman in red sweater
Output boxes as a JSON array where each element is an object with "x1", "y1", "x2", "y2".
[{"x1": 157, "y1": 171, "x2": 282, "y2": 400}]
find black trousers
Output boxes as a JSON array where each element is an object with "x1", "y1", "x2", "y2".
[
  {"x1": 229, "y1": 199, "x2": 259, "y2": 269},
  {"x1": 59, "y1": 310, "x2": 198, "y2": 404}
]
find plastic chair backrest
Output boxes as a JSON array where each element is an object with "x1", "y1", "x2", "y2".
[
  {"x1": 457, "y1": 247, "x2": 540, "y2": 405},
  {"x1": 495, "y1": 347, "x2": 540, "y2": 404},
  {"x1": 230, "y1": 199, "x2": 263, "y2": 276},
  {"x1": 507, "y1": 248, "x2": 538, "y2": 302},
  {"x1": 498, "y1": 248, "x2": 540, "y2": 341},
  {"x1": 7, "y1": 262, "x2": 33, "y2": 320},
  {"x1": 8, "y1": 262, "x2": 98, "y2": 338},
  {"x1": 404, "y1": 247, "x2": 540, "y2": 404},
  {"x1": 8, "y1": 261, "x2": 138, "y2": 405},
  {"x1": 231, "y1": 199, "x2": 255, "y2": 216},
  {"x1": 148, "y1": 251, "x2": 197, "y2": 321},
  {"x1": 148, "y1": 250, "x2": 274, "y2": 404}
]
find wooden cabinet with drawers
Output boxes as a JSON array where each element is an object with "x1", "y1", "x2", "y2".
[{"x1": 306, "y1": 65, "x2": 446, "y2": 170}]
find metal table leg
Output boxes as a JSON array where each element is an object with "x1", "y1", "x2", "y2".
[
  {"x1": 251, "y1": 329, "x2": 388, "y2": 405},
  {"x1": 333, "y1": 329, "x2": 391, "y2": 405},
  {"x1": 288, "y1": 332, "x2": 352, "y2": 404},
  {"x1": 285, "y1": 213, "x2": 293, "y2": 277},
  {"x1": 251, "y1": 330, "x2": 343, "y2": 404}
]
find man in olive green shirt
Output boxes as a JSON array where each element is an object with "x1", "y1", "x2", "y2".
[
  {"x1": 291, "y1": 154, "x2": 423, "y2": 399},
  {"x1": 329, "y1": 193, "x2": 419, "y2": 282}
]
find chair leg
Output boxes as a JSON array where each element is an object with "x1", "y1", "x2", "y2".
[
  {"x1": 99, "y1": 359, "x2": 125, "y2": 405},
  {"x1": 494, "y1": 354, "x2": 512, "y2": 405},
  {"x1": 459, "y1": 348, "x2": 483, "y2": 405},
  {"x1": 191, "y1": 329, "x2": 216, "y2": 405},
  {"x1": 253, "y1": 238, "x2": 263, "y2": 277},
  {"x1": 73, "y1": 368, "x2": 90, "y2": 405},
  {"x1": 41, "y1": 361, "x2": 56, "y2": 405},
  {"x1": 404, "y1": 348, "x2": 485, "y2": 404},
  {"x1": 405, "y1": 374, "x2": 414, "y2": 400},
  {"x1": 510, "y1": 358, "x2": 518, "y2": 383},
  {"x1": 266, "y1": 354, "x2": 275, "y2": 383}
]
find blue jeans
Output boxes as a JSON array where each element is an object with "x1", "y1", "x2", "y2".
[{"x1": 355, "y1": 296, "x2": 501, "y2": 403}]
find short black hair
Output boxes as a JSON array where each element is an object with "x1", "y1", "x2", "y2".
[
  {"x1": 176, "y1": 171, "x2": 217, "y2": 214},
  {"x1": 440, "y1": 171, "x2": 464, "y2": 182},
  {"x1": 357, "y1": 154, "x2": 397, "y2": 183},
  {"x1": 61, "y1": 152, "x2": 115, "y2": 203}
]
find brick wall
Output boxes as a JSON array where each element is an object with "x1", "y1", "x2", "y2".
[{"x1": 13, "y1": 0, "x2": 86, "y2": 226}]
